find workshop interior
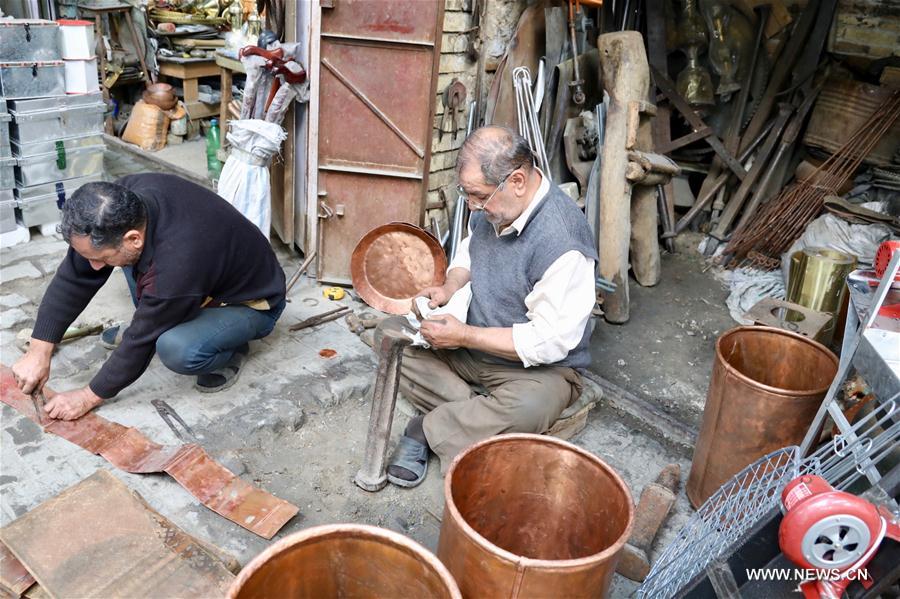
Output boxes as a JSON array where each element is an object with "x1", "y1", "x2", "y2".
[{"x1": 0, "y1": 0, "x2": 898, "y2": 597}]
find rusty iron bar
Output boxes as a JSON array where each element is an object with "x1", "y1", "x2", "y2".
[
  {"x1": 354, "y1": 327, "x2": 412, "y2": 492},
  {"x1": 723, "y1": 91, "x2": 900, "y2": 267},
  {"x1": 288, "y1": 306, "x2": 350, "y2": 332}
]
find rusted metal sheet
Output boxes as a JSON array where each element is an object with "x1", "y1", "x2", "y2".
[
  {"x1": 0, "y1": 366, "x2": 298, "y2": 539},
  {"x1": 351, "y1": 222, "x2": 447, "y2": 315},
  {"x1": 804, "y1": 77, "x2": 900, "y2": 166},
  {"x1": 0, "y1": 470, "x2": 235, "y2": 598},
  {"x1": 316, "y1": 0, "x2": 443, "y2": 284},
  {"x1": 828, "y1": 0, "x2": 900, "y2": 60},
  {"x1": 0, "y1": 542, "x2": 34, "y2": 597}
]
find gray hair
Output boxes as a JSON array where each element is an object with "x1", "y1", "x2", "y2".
[
  {"x1": 456, "y1": 125, "x2": 534, "y2": 185},
  {"x1": 60, "y1": 181, "x2": 147, "y2": 248}
]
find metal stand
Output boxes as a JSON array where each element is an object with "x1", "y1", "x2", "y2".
[
  {"x1": 354, "y1": 326, "x2": 411, "y2": 492},
  {"x1": 799, "y1": 251, "x2": 900, "y2": 487}
]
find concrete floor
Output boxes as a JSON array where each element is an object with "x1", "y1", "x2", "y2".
[{"x1": 0, "y1": 145, "x2": 733, "y2": 597}]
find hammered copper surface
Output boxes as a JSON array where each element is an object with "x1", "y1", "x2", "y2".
[
  {"x1": 0, "y1": 470, "x2": 234, "y2": 599},
  {"x1": 438, "y1": 434, "x2": 634, "y2": 599},
  {"x1": 0, "y1": 366, "x2": 298, "y2": 539},
  {"x1": 229, "y1": 524, "x2": 461, "y2": 599},
  {"x1": 351, "y1": 222, "x2": 447, "y2": 314},
  {"x1": 686, "y1": 327, "x2": 838, "y2": 507}
]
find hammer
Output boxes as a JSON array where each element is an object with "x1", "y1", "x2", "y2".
[{"x1": 617, "y1": 463, "x2": 681, "y2": 582}]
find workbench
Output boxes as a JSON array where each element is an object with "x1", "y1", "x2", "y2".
[{"x1": 158, "y1": 58, "x2": 219, "y2": 120}]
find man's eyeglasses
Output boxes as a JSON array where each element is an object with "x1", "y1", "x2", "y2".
[{"x1": 456, "y1": 169, "x2": 517, "y2": 211}]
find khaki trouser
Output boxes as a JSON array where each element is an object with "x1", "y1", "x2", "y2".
[{"x1": 396, "y1": 338, "x2": 583, "y2": 473}]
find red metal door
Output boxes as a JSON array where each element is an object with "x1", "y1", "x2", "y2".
[{"x1": 316, "y1": 0, "x2": 443, "y2": 284}]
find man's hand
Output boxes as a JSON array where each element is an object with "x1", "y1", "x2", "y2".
[
  {"x1": 420, "y1": 314, "x2": 469, "y2": 350},
  {"x1": 12, "y1": 340, "x2": 54, "y2": 395},
  {"x1": 44, "y1": 386, "x2": 103, "y2": 421},
  {"x1": 417, "y1": 285, "x2": 453, "y2": 311}
]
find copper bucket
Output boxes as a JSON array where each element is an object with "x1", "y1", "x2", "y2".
[
  {"x1": 687, "y1": 326, "x2": 838, "y2": 507},
  {"x1": 438, "y1": 434, "x2": 634, "y2": 598},
  {"x1": 229, "y1": 524, "x2": 461, "y2": 598}
]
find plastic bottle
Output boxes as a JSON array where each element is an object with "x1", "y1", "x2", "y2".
[{"x1": 206, "y1": 118, "x2": 223, "y2": 181}]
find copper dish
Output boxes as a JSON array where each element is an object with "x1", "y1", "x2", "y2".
[
  {"x1": 351, "y1": 222, "x2": 447, "y2": 314},
  {"x1": 142, "y1": 83, "x2": 177, "y2": 110}
]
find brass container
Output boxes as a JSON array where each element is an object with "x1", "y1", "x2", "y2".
[
  {"x1": 787, "y1": 247, "x2": 856, "y2": 345},
  {"x1": 687, "y1": 327, "x2": 838, "y2": 507},
  {"x1": 438, "y1": 434, "x2": 634, "y2": 598},
  {"x1": 229, "y1": 524, "x2": 461, "y2": 599}
]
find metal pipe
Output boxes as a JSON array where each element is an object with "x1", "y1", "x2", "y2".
[
  {"x1": 285, "y1": 252, "x2": 317, "y2": 295},
  {"x1": 354, "y1": 325, "x2": 412, "y2": 492}
]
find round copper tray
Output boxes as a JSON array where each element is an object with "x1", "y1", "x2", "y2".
[{"x1": 351, "y1": 222, "x2": 447, "y2": 314}]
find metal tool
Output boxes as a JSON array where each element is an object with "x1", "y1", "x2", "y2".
[
  {"x1": 289, "y1": 306, "x2": 350, "y2": 332},
  {"x1": 439, "y1": 78, "x2": 467, "y2": 142},
  {"x1": 567, "y1": 0, "x2": 585, "y2": 105},
  {"x1": 151, "y1": 399, "x2": 199, "y2": 444},
  {"x1": 618, "y1": 464, "x2": 680, "y2": 582},
  {"x1": 30, "y1": 390, "x2": 46, "y2": 425},
  {"x1": 513, "y1": 66, "x2": 551, "y2": 176},
  {"x1": 285, "y1": 251, "x2": 317, "y2": 296},
  {"x1": 354, "y1": 322, "x2": 412, "y2": 492}
]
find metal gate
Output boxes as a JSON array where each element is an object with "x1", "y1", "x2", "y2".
[{"x1": 316, "y1": 0, "x2": 443, "y2": 284}]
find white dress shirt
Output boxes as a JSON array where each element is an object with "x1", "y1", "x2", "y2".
[{"x1": 448, "y1": 171, "x2": 596, "y2": 368}]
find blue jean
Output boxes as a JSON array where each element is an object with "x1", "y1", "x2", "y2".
[{"x1": 122, "y1": 266, "x2": 285, "y2": 375}]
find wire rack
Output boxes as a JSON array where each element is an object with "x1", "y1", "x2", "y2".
[
  {"x1": 636, "y1": 396, "x2": 899, "y2": 598},
  {"x1": 636, "y1": 446, "x2": 801, "y2": 598}
]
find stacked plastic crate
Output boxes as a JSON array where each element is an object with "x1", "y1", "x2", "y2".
[{"x1": 0, "y1": 19, "x2": 105, "y2": 245}]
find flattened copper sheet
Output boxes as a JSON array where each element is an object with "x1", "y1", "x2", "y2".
[
  {"x1": 0, "y1": 541, "x2": 34, "y2": 596},
  {"x1": 0, "y1": 366, "x2": 298, "y2": 539},
  {"x1": 0, "y1": 470, "x2": 235, "y2": 599},
  {"x1": 351, "y1": 222, "x2": 448, "y2": 314}
]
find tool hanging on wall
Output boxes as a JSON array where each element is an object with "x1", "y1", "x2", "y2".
[
  {"x1": 440, "y1": 78, "x2": 467, "y2": 142},
  {"x1": 513, "y1": 66, "x2": 551, "y2": 176},
  {"x1": 567, "y1": 0, "x2": 586, "y2": 105}
]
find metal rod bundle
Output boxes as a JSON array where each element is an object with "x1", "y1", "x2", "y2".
[
  {"x1": 722, "y1": 90, "x2": 900, "y2": 268},
  {"x1": 512, "y1": 66, "x2": 551, "y2": 177}
]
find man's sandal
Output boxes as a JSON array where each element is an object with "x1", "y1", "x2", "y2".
[{"x1": 386, "y1": 435, "x2": 430, "y2": 488}]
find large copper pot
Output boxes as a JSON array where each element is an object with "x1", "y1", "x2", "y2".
[
  {"x1": 687, "y1": 326, "x2": 838, "y2": 507},
  {"x1": 438, "y1": 434, "x2": 634, "y2": 598},
  {"x1": 229, "y1": 524, "x2": 461, "y2": 598}
]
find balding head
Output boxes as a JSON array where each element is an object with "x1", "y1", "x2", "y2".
[{"x1": 456, "y1": 126, "x2": 534, "y2": 185}]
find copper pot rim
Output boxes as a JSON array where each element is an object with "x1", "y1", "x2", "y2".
[
  {"x1": 227, "y1": 523, "x2": 461, "y2": 599},
  {"x1": 716, "y1": 326, "x2": 839, "y2": 397},
  {"x1": 443, "y1": 433, "x2": 635, "y2": 569},
  {"x1": 350, "y1": 222, "x2": 448, "y2": 315}
]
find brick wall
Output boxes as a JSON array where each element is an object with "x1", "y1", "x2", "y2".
[{"x1": 426, "y1": 0, "x2": 524, "y2": 230}]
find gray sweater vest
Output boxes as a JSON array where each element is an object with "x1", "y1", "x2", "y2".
[{"x1": 467, "y1": 182, "x2": 599, "y2": 369}]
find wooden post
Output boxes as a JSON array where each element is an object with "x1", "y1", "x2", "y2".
[
  {"x1": 597, "y1": 32, "x2": 651, "y2": 323},
  {"x1": 630, "y1": 112, "x2": 660, "y2": 287}
]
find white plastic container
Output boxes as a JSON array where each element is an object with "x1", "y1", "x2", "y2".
[
  {"x1": 64, "y1": 58, "x2": 99, "y2": 94},
  {"x1": 58, "y1": 19, "x2": 94, "y2": 60}
]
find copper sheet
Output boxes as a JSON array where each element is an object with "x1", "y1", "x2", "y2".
[
  {"x1": 351, "y1": 222, "x2": 447, "y2": 314},
  {"x1": 0, "y1": 542, "x2": 34, "y2": 597},
  {"x1": 229, "y1": 524, "x2": 461, "y2": 599},
  {"x1": 0, "y1": 470, "x2": 234, "y2": 598},
  {"x1": 0, "y1": 366, "x2": 298, "y2": 539}
]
